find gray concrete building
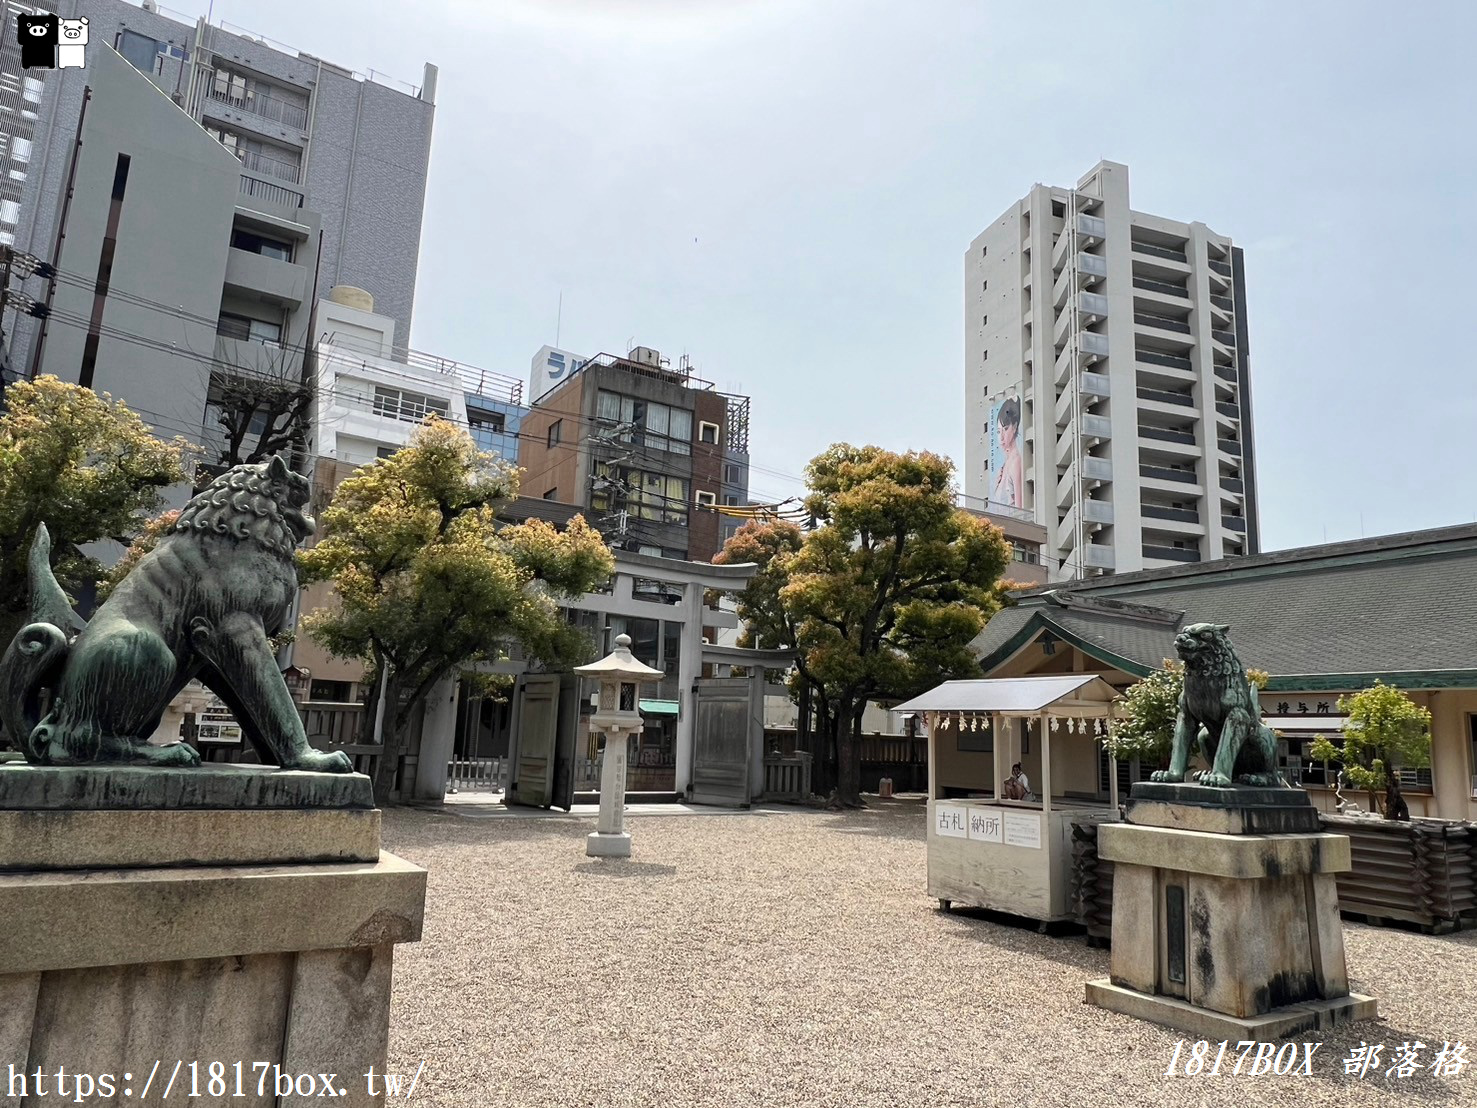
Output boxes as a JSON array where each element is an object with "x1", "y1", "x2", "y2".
[{"x1": 3, "y1": 0, "x2": 436, "y2": 442}]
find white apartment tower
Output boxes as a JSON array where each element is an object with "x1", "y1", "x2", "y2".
[{"x1": 964, "y1": 161, "x2": 1259, "y2": 579}]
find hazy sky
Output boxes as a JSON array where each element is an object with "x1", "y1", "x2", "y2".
[{"x1": 181, "y1": 0, "x2": 1475, "y2": 550}]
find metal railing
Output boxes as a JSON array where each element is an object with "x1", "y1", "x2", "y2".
[
  {"x1": 405, "y1": 349, "x2": 525, "y2": 406},
  {"x1": 447, "y1": 757, "x2": 507, "y2": 792},
  {"x1": 1132, "y1": 241, "x2": 1188, "y2": 263},
  {"x1": 1142, "y1": 505, "x2": 1200, "y2": 523},
  {"x1": 1132, "y1": 277, "x2": 1188, "y2": 298},
  {"x1": 205, "y1": 75, "x2": 310, "y2": 129},
  {"x1": 1136, "y1": 387, "x2": 1194, "y2": 408},
  {"x1": 1135, "y1": 313, "x2": 1191, "y2": 335},
  {"x1": 1139, "y1": 425, "x2": 1196, "y2": 446},
  {"x1": 1143, "y1": 544, "x2": 1200, "y2": 563},
  {"x1": 240, "y1": 148, "x2": 302, "y2": 184},
  {"x1": 1138, "y1": 349, "x2": 1193, "y2": 371},
  {"x1": 238, "y1": 175, "x2": 303, "y2": 208},
  {"x1": 1140, "y1": 464, "x2": 1197, "y2": 484}
]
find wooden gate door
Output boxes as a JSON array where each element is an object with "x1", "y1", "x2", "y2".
[
  {"x1": 690, "y1": 678, "x2": 751, "y2": 807},
  {"x1": 507, "y1": 674, "x2": 578, "y2": 810}
]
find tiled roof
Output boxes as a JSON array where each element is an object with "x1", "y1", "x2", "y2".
[{"x1": 976, "y1": 524, "x2": 1477, "y2": 680}]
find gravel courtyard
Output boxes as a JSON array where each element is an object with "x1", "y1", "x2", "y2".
[{"x1": 381, "y1": 799, "x2": 1477, "y2": 1108}]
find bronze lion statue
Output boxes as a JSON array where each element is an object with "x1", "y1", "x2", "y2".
[
  {"x1": 0, "y1": 455, "x2": 352, "y2": 773},
  {"x1": 1149, "y1": 622, "x2": 1284, "y2": 788}
]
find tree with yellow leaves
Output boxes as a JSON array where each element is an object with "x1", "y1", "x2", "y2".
[
  {"x1": 296, "y1": 419, "x2": 615, "y2": 800},
  {"x1": 717, "y1": 444, "x2": 1012, "y2": 807}
]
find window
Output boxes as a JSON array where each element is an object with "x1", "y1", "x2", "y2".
[
  {"x1": 231, "y1": 228, "x2": 293, "y2": 261},
  {"x1": 698, "y1": 421, "x2": 720, "y2": 445},
  {"x1": 376, "y1": 446, "x2": 397, "y2": 460},
  {"x1": 695, "y1": 491, "x2": 716, "y2": 508},
  {"x1": 547, "y1": 420, "x2": 562, "y2": 447},
  {"x1": 371, "y1": 385, "x2": 449, "y2": 424},
  {"x1": 117, "y1": 30, "x2": 162, "y2": 74},
  {"x1": 216, "y1": 312, "x2": 282, "y2": 345},
  {"x1": 544, "y1": 487, "x2": 558, "y2": 500},
  {"x1": 595, "y1": 390, "x2": 692, "y2": 455},
  {"x1": 723, "y1": 463, "x2": 741, "y2": 484},
  {"x1": 1051, "y1": 200, "x2": 1065, "y2": 218},
  {"x1": 469, "y1": 410, "x2": 505, "y2": 434},
  {"x1": 589, "y1": 463, "x2": 689, "y2": 525},
  {"x1": 723, "y1": 495, "x2": 740, "y2": 507},
  {"x1": 309, "y1": 680, "x2": 353, "y2": 702}
]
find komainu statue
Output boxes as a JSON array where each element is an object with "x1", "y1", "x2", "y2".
[
  {"x1": 0, "y1": 456, "x2": 352, "y2": 773},
  {"x1": 1149, "y1": 622, "x2": 1284, "y2": 788}
]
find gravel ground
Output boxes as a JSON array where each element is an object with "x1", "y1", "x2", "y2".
[{"x1": 381, "y1": 799, "x2": 1477, "y2": 1108}]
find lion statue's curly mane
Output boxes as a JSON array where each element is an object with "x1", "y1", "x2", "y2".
[
  {"x1": 0, "y1": 455, "x2": 351, "y2": 772},
  {"x1": 1149, "y1": 622, "x2": 1283, "y2": 788}
]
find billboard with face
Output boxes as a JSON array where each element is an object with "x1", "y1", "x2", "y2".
[{"x1": 988, "y1": 396, "x2": 1023, "y2": 509}]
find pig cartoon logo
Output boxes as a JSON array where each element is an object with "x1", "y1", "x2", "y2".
[
  {"x1": 57, "y1": 17, "x2": 88, "y2": 69},
  {"x1": 16, "y1": 12, "x2": 58, "y2": 69}
]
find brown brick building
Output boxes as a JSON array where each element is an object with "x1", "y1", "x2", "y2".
[{"x1": 517, "y1": 347, "x2": 751, "y2": 562}]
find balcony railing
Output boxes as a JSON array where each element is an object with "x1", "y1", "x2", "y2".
[
  {"x1": 1138, "y1": 350, "x2": 1193, "y2": 372},
  {"x1": 1217, "y1": 437, "x2": 1242, "y2": 456},
  {"x1": 1209, "y1": 259, "x2": 1233, "y2": 277},
  {"x1": 238, "y1": 175, "x2": 303, "y2": 209},
  {"x1": 1078, "y1": 290, "x2": 1109, "y2": 316},
  {"x1": 1082, "y1": 457, "x2": 1113, "y2": 482},
  {"x1": 1211, "y1": 328, "x2": 1236, "y2": 346},
  {"x1": 1210, "y1": 294, "x2": 1235, "y2": 313},
  {"x1": 1077, "y1": 213, "x2": 1107, "y2": 238},
  {"x1": 1142, "y1": 505, "x2": 1200, "y2": 524},
  {"x1": 1140, "y1": 464, "x2": 1197, "y2": 485},
  {"x1": 239, "y1": 148, "x2": 302, "y2": 184},
  {"x1": 1213, "y1": 364, "x2": 1237, "y2": 383},
  {"x1": 1137, "y1": 387, "x2": 1194, "y2": 408},
  {"x1": 1216, "y1": 401, "x2": 1241, "y2": 419},
  {"x1": 1132, "y1": 241, "x2": 1188, "y2": 263},
  {"x1": 1081, "y1": 331, "x2": 1109, "y2": 356},
  {"x1": 1222, "y1": 515, "x2": 1248, "y2": 532},
  {"x1": 1079, "y1": 371, "x2": 1111, "y2": 398},
  {"x1": 1143, "y1": 544, "x2": 1200, "y2": 563},
  {"x1": 1135, "y1": 313, "x2": 1191, "y2": 335},
  {"x1": 1081, "y1": 413, "x2": 1113, "y2": 439},
  {"x1": 1220, "y1": 477, "x2": 1244, "y2": 494},
  {"x1": 1077, "y1": 252, "x2": 1108, "y2": 277},
  {"x1": 205, "y1": 77, "x2": 310, "y2": 129},
  {"x1": 1132, "y1": 277, "x2": 1188, "y2": 298},
  {"x1": 1139, "y1": 426, "x2": 1196, "y2": 446}
]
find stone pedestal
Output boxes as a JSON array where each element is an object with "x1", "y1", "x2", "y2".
[
  {"x1": 0, "y1": 765, "x2": 426, "y2": 1108},
  {"x1": 1085, "y1": 784, "x2": 1376, "y2": 1039},
  {"x1": 586, "y1": 733, "x2": 631, "y2": 859}
]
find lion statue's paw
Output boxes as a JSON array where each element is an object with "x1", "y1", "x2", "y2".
[
  {"x1": 284, "y1": 748, "x2": 355, "y2": 774},
  {"x1": 1200, "y1": 772, "x2": 1233, "y2": 787},
  {"x1": 1149, "y1": 769, "x2": 1183, "y2": 783}
]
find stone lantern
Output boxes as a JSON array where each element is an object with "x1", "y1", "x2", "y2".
[{"x1": 575, "y1": 634, "x2": 665, "y2": 858}]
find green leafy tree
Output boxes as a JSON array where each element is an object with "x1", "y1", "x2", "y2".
[
  {"x1": 716, "y1": 444, "x2": 1011, "y2": 807},
  {"x1": 1107, "y1": 661, "x2": 1270, "y2": 767},
  {"x1": 0, "y1": 375, "x2": 192, "y2": 637},
  {"x1": 296, "y1": 419, "x2": 615, "y2": 801},
  {"x1": 1309, "y1": 681, "x2": 1431, "y2": 818}
]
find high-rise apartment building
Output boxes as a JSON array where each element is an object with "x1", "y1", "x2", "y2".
[{"x1": 964, "y1": 161, "x2": 1259, "y2": 579}]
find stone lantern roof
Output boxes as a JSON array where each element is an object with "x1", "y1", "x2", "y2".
[{"x1": 574, "y1": 634, "x2": 665, "y2": 681}]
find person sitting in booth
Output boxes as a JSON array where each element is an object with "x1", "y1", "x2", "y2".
[{"x1": 1002, "y1": 762, "x2": 1031, "y2": 801}]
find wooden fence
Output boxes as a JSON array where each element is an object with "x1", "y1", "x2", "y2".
[
  {"x1": 1070, "y1": 814, "x2": 1477, "y2": 943},
  {"x1": 763, "y1": 752, "x2": 812, "y2": 802}
]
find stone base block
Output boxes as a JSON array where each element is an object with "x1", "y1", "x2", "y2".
[
  {"x1": 1099, "y1": 823, "x2": 1350, "y2": 878},
  {"x1": 1086, "y1": 979, "x2": 1377, "y2": 1040},
  {"x1": 0, "y1": 764, "x2": 374, "y2": 811},
  {"x1": 586, "y1": 831, "x2": 632, "y2": 858},
  {"x1": 0, "y1": 808, "x2": 381, "y2": 871},
  {"x1": 0, "y1": 852, "x2": 425, "y2": 1108},
  {"x1": 1125, "y1": 799, "x2": 1321, "y2": 835}
]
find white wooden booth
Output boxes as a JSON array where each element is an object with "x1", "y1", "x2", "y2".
[{"x1": 895, "y1": 675, "x2": 1121, "y2": 925}]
